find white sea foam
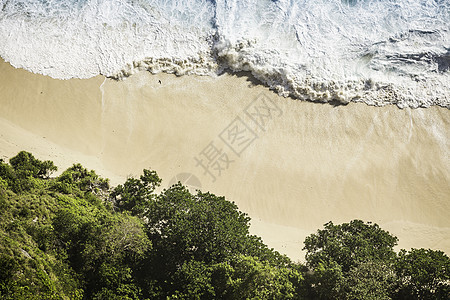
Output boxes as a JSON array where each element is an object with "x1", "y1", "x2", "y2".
[{"x1": 0, "y1": 0, "x2": 449, "y2": 108}]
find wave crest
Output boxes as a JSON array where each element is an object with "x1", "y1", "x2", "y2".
[{"x1": 0, "y1": 0, "x2": 449, "y2": 108}]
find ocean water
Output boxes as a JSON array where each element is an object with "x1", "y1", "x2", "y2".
[{"x1": 0, "y1": 0, "x2": 449, "y2": 108}]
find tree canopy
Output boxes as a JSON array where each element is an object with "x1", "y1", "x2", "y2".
[
  {"x1": 0, "y1": 151, "x2": 448, "y2": 299},
  {"x1": 302, "y1": 220, "x2": 449, "y2": 300},
  {"x1": 304, "y1": 220, "x2": 399, "y2": 272}
]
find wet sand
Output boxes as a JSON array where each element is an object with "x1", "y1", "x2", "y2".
[{"x1": 0, "y1": 59, "x2": 449, "y2": 261}]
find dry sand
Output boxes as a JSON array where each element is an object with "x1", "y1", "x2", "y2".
[{"x1": 1, "y1": 59, "x2": 449, "y2": 261}]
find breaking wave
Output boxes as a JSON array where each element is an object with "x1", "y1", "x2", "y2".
[{"x1": 0, "y1": 0, "x2": 449, "y2": 108}]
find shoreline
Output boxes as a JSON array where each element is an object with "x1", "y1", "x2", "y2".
[{"x1": 1, "y1": 59, "x2": 449, "y2": 261}]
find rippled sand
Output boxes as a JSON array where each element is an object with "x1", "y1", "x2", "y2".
[{"x1": 1, "y1": 60, "x2": 449, "y2": 261}]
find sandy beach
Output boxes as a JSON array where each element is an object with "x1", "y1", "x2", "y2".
[{"x1": 0, "y1": 59, "x2": 449, "y2": 261}]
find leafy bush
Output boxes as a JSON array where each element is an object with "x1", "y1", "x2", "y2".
[
  {"x1": 395, "y1": 248, "x2": 450, "y2": 299},
  {"x1": 53, "y1": 164, "x2": 109, "y2": 197},
  {"x1": 0, "y1": 152, "x2": 448, "y2": 300}
]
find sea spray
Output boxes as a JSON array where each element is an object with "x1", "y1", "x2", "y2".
[{"x1": 0, "y1": 0, "x2": 448, "y2": 108}]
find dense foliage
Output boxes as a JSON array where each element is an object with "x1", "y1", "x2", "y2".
[{"x1": 0, "y1": 151, "x2": 449, "y2": 299}]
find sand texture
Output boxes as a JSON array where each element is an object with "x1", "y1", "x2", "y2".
[{"x1": 0, "y1": 60, "x2": 449, "y2": 261}]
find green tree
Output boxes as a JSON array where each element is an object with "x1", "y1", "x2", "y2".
[
  {"x1": 53, "y1": 163, "x2": 109, "y2": 197},
  {"x1": 169, "y1": 260, "x2": 216, "y2": 299},
  {"x1": 2, "y1": 155, "x2": 307, "y2": 300},
  {"x1": 114, "y1": 178, "x2": 295, "y2": 299},
  {"x1": 0, "y1": 152, "x2": 57, "y2": 192},
  {"x1": 303, "y1": 260, "x2": 345, "y2": 299},
  {"x1": 92, "y1": 264, "x2": 143, "y2": 300},
  {"x1": 168, "y1": 256, "x2": 302, "y2": 300},
  {"x1": 228, "y1": 255, "x2": 300, "y2": 300},
  {"x1": 138, "y1": 183, "x2": 254, "y2": 297},
  {"x1": 304, "y1": 220, "x2": 398, "y2": 272},
  {"x1": 343, "y1": 260, "x2": 396, "y2": 300},
  {"x1": 7, "y1": 152, "x2": 449, "y2": 300},
  {"x1": 0, "y1": 160, "x2": 14, "y2": 189},
  {"x1": 110, "y1": 169, "x2": 161, "y2": 215},
  {"x1": 395, "y1": 248, "x2": 450, "y2": 299},
  {"x1": 142, "y1": 183, "x2": 289, "y2": 268},
  {"x1": 9, "y1": 151, "x2": 57, "y2": 179},
  {"x1": 52, "y1": 204, "x2": 150, "y2": 298},
  {"x1": 303, "y1": 220, "x2": 398, "y2": 299}
]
